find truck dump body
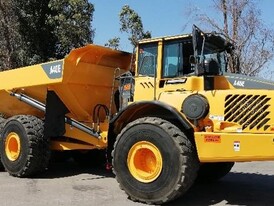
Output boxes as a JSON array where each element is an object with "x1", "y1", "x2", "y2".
[{"x1": 0, "y1": 45, "x2": 131, "y2": 121}]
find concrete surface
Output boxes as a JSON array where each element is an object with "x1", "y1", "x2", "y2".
[{"x1": 0, "y1": 160, "x2": 274, "y2": 206}]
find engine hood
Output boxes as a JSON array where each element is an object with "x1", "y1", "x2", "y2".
[{"x1": 224, "y1": 73, "x2": 274, "y2": 90}]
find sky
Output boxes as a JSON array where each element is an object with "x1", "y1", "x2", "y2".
[
  {"x1": 91, "y1": 0, "x2": 192, "y2": 51},
  {"x1": 89, "y1": 0, "x2": 274, "y2": 74}
]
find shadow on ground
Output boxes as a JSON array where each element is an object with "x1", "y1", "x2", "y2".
[
  {"x1": 40, "y1": 158, "x2": 114, "y2": 179},
  {"x1": 1, "y1": 159, "x2": 274, "y2": 206},
  {"x1": 38, "y1": 161, "x2": 274, "y2": 206},
  {"x1": 168, "y1": 172, "x2": 274, "y2": 206}
]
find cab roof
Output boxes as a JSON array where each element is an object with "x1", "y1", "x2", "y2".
[{"x1": 138, "y1": 34, "x2": 192, "y2": 44}]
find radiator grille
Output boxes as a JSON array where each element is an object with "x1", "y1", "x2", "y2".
[{"x1": 224, "y1": 94, "x2": 271, "y2": 131}]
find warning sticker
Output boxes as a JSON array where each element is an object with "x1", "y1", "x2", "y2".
[
  {"x1": 234, "y1": 141, "x2": 240, "y2": 152},
  {"x1": 204, "y1": 135, "x2": 221, "y2": 143}
]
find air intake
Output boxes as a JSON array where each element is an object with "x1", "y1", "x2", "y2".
[{"x1": 224, "y1": 94, "x2": 271, "y2": 131}]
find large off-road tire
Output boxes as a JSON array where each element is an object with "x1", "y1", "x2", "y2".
[
  {"x1": 0, "y1": 117, "x2": 6, "y2": 130},
  {"x1": 0, "y1": 115, "x2": 50, "y2": 177},
  {"x1": 0, "y1": 117, "x2": 6, "y2": 170},
  {"x1": 112, "y1": 117, "x2": 199, "y2": 204},
  {"x1": 197, "y1": 162, "x2": 235, "y2": 182}
]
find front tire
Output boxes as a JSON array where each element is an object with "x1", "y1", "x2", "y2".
[
  {"x1": 0, "y1": 115, "x2": 50, "y2": 177},
  {"x1": 112, "y1": 117, "x2": 199, "y2": 204}
]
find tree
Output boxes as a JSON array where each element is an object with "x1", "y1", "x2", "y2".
[
  {"x1": 15, "y1": 0, "x2": 56, "y2": 65},
  {"x1": 119, "y1": 5, "x2": 151, "y2": 48},
  {"x1": 1, "y1": 0, "x2": 95, "y2": 70},
  {"x1": 48, "y1": 0, "x2": 95, "y2": 59},
  {"x1": 104, "y1": 37, "x2": 120, "y2": 50},
  {"x1": 187, "y1": 0, "x2": 274, "y2": 75},
  {"x1": 0, "y1": 0, "x2": 26, "y2": 70}
]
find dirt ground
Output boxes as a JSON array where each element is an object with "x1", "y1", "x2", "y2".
[{"x1": 0, "y1": 160, "x2": 273, "y2": 206}]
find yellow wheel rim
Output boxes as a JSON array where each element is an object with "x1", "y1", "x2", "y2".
[
  {"x1": 127, "y1": 141, "x2": 163, "y2": 183},
  {"x1": 5, "y1": 132, "x2": 21, "y2": 161}
]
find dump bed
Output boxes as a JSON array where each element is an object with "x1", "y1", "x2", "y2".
[{"x1": 0, "y1": 44, "x2": 132, "y2": 121}]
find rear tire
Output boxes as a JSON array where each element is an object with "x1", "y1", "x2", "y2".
[
  {"x1": 112, "y1": 117, "x2": 199, "y2": 204},
  {"x1": 197, "y1": 162, "x2": 234, "y2": 182},
  {"x1": 0, "y1": 115, "x2": 50, "y2": 177},
  {"x1": 0, "y1": 117, "x2": 6, "y2": 130},
  {"x1": 0, "y1": 117, "x2": 6, "y2": 171}
]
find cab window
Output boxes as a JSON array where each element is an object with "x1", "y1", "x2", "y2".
[
  {"x1": 138, "y1": 43, "x2": 158, "y2": 77},
  {"x1": 162, "y1": 40, "x2": 193, "y2": 78}
]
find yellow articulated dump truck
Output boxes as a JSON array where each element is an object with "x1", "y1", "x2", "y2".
[{"x1": 1, "y1": 25, "x2": 274, "y2": 204}]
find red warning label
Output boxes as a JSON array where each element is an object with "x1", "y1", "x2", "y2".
[{"x1": 204, "y1": 135, "x2": 221, "y2": 143}]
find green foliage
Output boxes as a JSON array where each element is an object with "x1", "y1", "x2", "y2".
[
  {"x1": 104, "y1": 37, "x2": 121, "y2": 50},
  {"x1": 0, "y1": 0, "x2": 26, "y2": 70},
  {"x1": 15, "y1": 0, "x2": 55, "y2": 65},
  {"x1": 119, "y1": 5, "x2": 151, "y2": 47},
  {"x1": 48, "y1": 0, "x2": 95, "y2": 58},
  {"x1": 0, "y1": 0, "x2": 95, "y2": 70}
]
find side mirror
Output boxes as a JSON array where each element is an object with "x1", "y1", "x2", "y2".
[{"x1": 204, "y1": 59, "x2": 220, "y2": 75}]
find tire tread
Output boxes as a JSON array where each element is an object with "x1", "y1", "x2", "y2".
[
  {"x1": 2, "y1": 115, "x2": 50, "y2": 177},
  {"x1": 112, "y1": 117, "x2": 199, "y2": 204}
]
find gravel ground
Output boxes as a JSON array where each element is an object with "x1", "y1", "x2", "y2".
[{"x1": 0, "y1": 160, "x2": 273, "y2": 206}]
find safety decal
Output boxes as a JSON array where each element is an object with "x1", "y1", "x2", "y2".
[
  {"x1": 234, "y1": 141, "x2": 240, "y2": 152},
  {"x1": 204, "y1": 135, "x2": 221, "y2": 143}
]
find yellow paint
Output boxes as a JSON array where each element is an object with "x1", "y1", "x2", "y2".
[
  {"x1": 61, "y1": 124, "x2": 108, "y2": 149},
  {"x1": 5, "y1": 132, "x2": 21, "y2": 161},
  {"x1": 133, "y1": 36, "x2": 274, "y2": 164},
  {"x1": 0, "y1": 44, "x2": 131, "y2": 151},
  {"x1": 0, "y1": 60, "x2": 63, "y2": 91},
  {"x1": 127, "y1": 141, "x2": 163, "y2": 183},
  {"x1": 50, "y1": 141, "x2": 96, "y2": 150},
  {"x1": 195, "y1": 132, "x2": 274, "y2": 162}
]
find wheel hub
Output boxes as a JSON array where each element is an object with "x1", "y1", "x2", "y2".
[
  {"x1": 5, "y1": 132, "x2": 21, "y2": 161},
  {"x1": 127, "y1": 141, "x2": 163, "y2": 183}
]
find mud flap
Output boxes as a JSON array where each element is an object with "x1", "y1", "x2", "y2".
[{"x1": 44, "y1": 91, "x2": 68, "y2": 137}]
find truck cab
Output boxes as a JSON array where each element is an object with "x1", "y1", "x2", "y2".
[
  {"x1": 133, "y1": 25, "x2": 233, "y2": 102},
  {"x1": 110, "y1": 25, "x2": 274, "y2": 204}
]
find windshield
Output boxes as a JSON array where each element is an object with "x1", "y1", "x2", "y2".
[
  {"x1": 202, "y1": 44, "x2": 228, "y2": 73},
  {"x1": 192, "y1": 25, "x2": 232, "y2": 74},
  {"x1": 161, "y1": 38, "x2": 227, "y2": 78},
  {"x1": 162, "y1": 39, "x2": 193, "y2": 78}
]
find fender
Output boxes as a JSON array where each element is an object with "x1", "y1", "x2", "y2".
[{"x1": 110, "y1": 100, "x2": 192, "y2": 135}]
